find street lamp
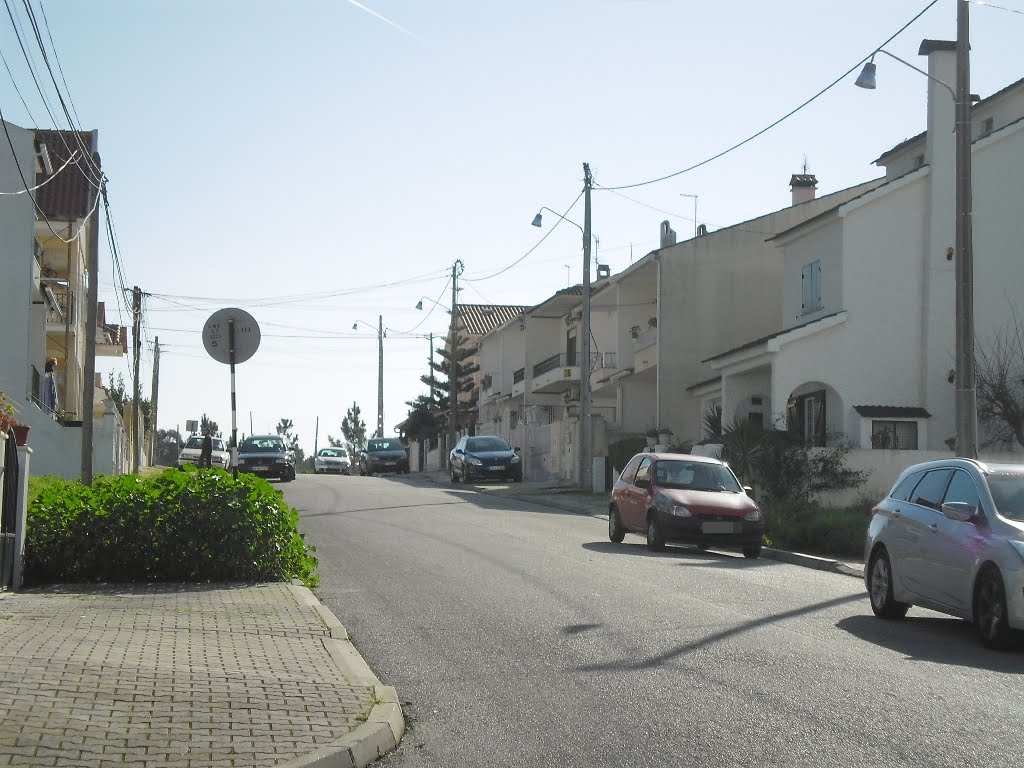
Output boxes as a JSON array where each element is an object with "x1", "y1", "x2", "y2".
[
  {"x1": 353, "y1": 317, "x2": 385, "y2": 438},
  {"x1": 855, "y1": 1, "x2": 977, "y2": 458},
  {"x1": 532, "y1": 162, "x2": 596, "y2": 491},
  {"x1": 415, "y1": 296, "x2": 450, "y2": 313}
]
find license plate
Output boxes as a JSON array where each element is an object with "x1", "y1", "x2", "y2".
[
  {"x1": 702, "y1": 521, "x2": 737, "y2": 534},
  {"x1": 487, "y1": 465, "x2": 504, "y2": 471}
]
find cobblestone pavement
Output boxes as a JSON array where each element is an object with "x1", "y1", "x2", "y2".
[{"x1": 0, "y1": 583, "x2": 383, "y2": 767}]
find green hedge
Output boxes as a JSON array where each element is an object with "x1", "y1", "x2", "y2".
[
  {"x1": 762, "y1": 497, "x2": 874, "y2": 560},
  {"x1": 23, "y1": 468, "x2": 318, "y2": 587}
]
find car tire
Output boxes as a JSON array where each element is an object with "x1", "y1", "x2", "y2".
[
  {"x1": 608, "y1": 506, "x2": 626, "y2": 543},
  {"x1": 742, "y1": 545, "x2": 761, "y2": 559},
  {"x1": 513, "y1": 473, "x2": 522, "y2": 483},
  {"x1": 646, "y1": 513, "x2": 665, "y2": 552},
  {"x1": 974, "y1": 566, "x2": 1016, "y2": 650},
  {"x1": 867, "y1": 547, "x2": 909, "y2": 620},
  {"x1": 450, "y1": 467, "x2": 459, "y2": 484}
]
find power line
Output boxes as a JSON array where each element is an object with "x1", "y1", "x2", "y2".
[
  {"x1": 971, "y1": 0, "x2": 1024, "y2": 15},
  {"x1": 463, "y1": 189, "x2": 585, "y2": 283},
  {"x1": 393, "y1": 277, "x2": 451, "y2": 335},
  {"x1": 598, "y1": 0, "x2": 940, "y2": 191}
]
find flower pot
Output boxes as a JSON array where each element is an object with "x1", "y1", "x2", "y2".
[
  {"x1": 646, "y1": 436, "x2": 657, "y2": 449},
  {"x1": 658, "y1": 432, "x2": 671, "y2": 444},
  {"x1": 13, "y1": 424, "x2": 29, "y2": 446}
]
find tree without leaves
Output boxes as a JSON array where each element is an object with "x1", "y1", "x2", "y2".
[{"x1": 976, "y1": 310, "x2": 1024, "y2": 449}]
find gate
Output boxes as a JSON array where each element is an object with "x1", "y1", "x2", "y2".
[{"x1": 0, "y1": 428, "x2": 19, "y2": 590}]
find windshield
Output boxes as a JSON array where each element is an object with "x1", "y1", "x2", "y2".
[
  {"x1": 466, "y1": 436, "x2": 512, "y2": 453},
  {"x1": 654, "y1": 460, "x2": 742, "y2": 492},
  {"x1": 318, "y1": 448, "x2": 347, "y2": 457},
  {"x1": 183, "y1": 436, "x2": 225, "y2": 451},
  {"x1": 239, "y1": 437, "x2": 285, "y2": 453},
  {"x1": 367, "y1": 439, "x2": 403, "y2": 451},
  {"x1": 988, "y1": 472, "x2": 1024, "y2": 520}
]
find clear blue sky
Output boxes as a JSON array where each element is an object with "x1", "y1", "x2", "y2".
[{"x1": 2, "y1": 0, "x2": 1021, "y2": 453}]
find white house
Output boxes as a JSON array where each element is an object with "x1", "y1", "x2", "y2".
[
  {"x1": 0, "y1": 123, "x2": 129, "y2": 478},
  {"x1": 701, "y1": 40, "x2": 1024, "y2": 496}
]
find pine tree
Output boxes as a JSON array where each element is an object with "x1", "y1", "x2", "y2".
[
  {"x1": 422, "y1": 335, "x2": 479, "y2": 432},
  {"x1": 337, "y1": 402, "x2": 367, "y2": 457}
]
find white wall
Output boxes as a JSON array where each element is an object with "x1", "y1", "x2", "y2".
[{"x1": 0, "y1": 121, "x2": 38, "y2": 408}]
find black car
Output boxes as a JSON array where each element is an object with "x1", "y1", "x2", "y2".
[
  {"x1": 359, "y1": 437, "x2": 409, "y2": 475},
  {"x1": 450, "y1": 435, "x2": 522, "y2": 483},
  {"x1": 236, "y1": 434, "x2": 296, "y2": 482}
]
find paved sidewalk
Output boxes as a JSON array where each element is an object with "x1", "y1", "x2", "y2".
[
  {"x1": 414, "y1": 470, "x2": 866, "y2": 578},
  {"x1": 0, "y1": 582, "x2": 403, "y2": 768}
]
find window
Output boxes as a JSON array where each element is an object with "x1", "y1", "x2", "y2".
[
  {"x1": 910, "y1": 469, "x2": 953, "y2": 510},
  {"x1": 891, "y1": 471, "x2": 926, "y2": 502},
  {"x1": 566, "y1": 328, "x2": 578, "y2": 366},
  {"x1": 871, "y1": 420, "x2": 919, "y2": 450},
  {"x1": 619, "y1": 455, "x2": 643, "y2": 483},
  {"x1": 634, "y1": 457, "x2": 652, "y2": 485},
  {"x1": 788, "y1": 390, "x2": 825, "y2": 447},
  {"x1": 801, "y1": 261, "x2": 822, "y2": 313},
  {"x1": 943, "y1": 470, "x2": 981, "y2": 512},
  {"x1": 982, "y1": 116, "x2": 994, "y2": 136}
]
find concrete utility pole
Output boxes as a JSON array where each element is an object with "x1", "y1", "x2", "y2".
[
  {"x1": 131, "y1": 285, "x2": 143, "y2": 474},
  {"x1": 150, "y1": 337, "x2": 160, "y2": 465},
  {"x1": 81, "y1": 168, "x2": 102, "y2": 485},
  {"x1": 446, "y1": 260, "x2": 463, "y2": 465},
  {"x1": 377, "y1": 314, "x2": 385, "y2": 438},
  {"x1": 580, "y1": 163, "x2": 593, "y2": 491},
  {"x1": 954, "y1": 0, "x2": 978, "y2": 458}
]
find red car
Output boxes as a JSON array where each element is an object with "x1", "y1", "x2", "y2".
[{"x1": 609, "y1": 452, "x2": 765, "y2": 558}]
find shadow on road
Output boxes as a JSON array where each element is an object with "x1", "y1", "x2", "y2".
[
  {"x1": 836, "y1": 614, "x2": 1024, "y2": 670},
  {"x1": 576, "y1": 592, "x2": 865, "y2": 673},
  {"x1": 581, "y1": 540, "x2": 783, "y2": 569}
]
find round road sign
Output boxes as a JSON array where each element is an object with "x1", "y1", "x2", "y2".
[{"x1": 202, "y1": 308, "x2": 261, "y2": 365}]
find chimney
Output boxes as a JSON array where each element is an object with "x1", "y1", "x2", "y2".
[
  {"x1": 918, "y1": 40, "x2": 957, "y2": 170},
  {"x1": 660, "y1": 220, "x2": 677, "y2": 248},
  {"x1": 789, "y1": 174, "x2": 817, "y2": 205}
]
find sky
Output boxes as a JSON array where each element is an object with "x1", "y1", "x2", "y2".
[{"x1": 2, "y1": 0, "x2": 1022, "y2": 455}]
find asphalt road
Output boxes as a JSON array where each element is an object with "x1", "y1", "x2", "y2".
[{"x1": 286, "y1": 473, "x2": 1024, "y2": 768}]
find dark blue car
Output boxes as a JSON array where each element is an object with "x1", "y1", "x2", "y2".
[{"x1": 450, "y1": 435, "x2": 523, "y2": 484}]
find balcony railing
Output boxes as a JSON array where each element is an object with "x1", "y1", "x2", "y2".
[
  {"x1": 45, "y1": 286, "x2": 74, "y2": 324},
  {"x1": 513, "y1": 367, "x2": 525, "y2": 384},
  {"x1": 533, "y1": 353, "x2": 568, "y2": 378},
  {"x1": 594, "y1": 351, "x2": 616, "y2": 369}
]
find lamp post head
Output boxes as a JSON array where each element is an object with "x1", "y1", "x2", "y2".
[
  {"x1": 855, "y1": 60, "x2": 877, "y2": 90},
  {"x1": 351, "y1": 323, "x2": 358, "y2": 330},
  {"x1": 531, "y1": 212, "x2": 543, "y2": 228},
  {"x1": 415, "y1": 300, "x2": 423, "y2": 310}
]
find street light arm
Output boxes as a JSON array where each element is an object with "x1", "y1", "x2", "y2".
[
  {"x1": 537, "y1": 206, "x2": 585, "y2": 235},
  {"x1": 876, "y1": 49, "x2": 956, "y2": 102}
]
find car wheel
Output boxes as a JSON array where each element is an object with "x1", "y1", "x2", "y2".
[
  {"x1": 974, "y1": 567, "x2": 1016, "y2": 650},
  {"x1": 450, "y1": 467, "x2": 459, "y2": 484},
  {"x1": 513, "y1": 472, "x2": 522, "y2": 483},
  {"x1": 742, "y1": 545, "x2": 762, "y2": 559},
  {"x1": 608, "y1": 506, "x2": 626, "y2": 543},
  {"x1": 646, "y1": 513, "x2": 665, "y2": 552},
  {"x1": 867, "y1": 547, "x2": 909, "y2": 620}
]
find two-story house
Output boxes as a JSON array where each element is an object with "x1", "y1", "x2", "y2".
[
  {"x1": 701, "y1": 41, "x2": 1024, "y2": 494},
  {"x1": 0, "y1": 122, "x2": 129, "y2": 478}
]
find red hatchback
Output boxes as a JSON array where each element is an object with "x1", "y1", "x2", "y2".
[{"x1": 609, "y1": 452, "x2": 765, "y2": 558}]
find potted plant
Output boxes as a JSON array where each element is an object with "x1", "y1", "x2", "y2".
[
  {"x1": 630, "y1": 325, "x2": 641, "y2": 340},
  {"x1": 657, "y1": 425, "x2": 673, "y2": 444},
  {"x1": 645, "y1": 428, "x2": 658, "y2": 449},
  {"x1": 648, "y1": 316, "x2": 658, "y2": 329},
  {"x1": 0, "y1": 390, "x2": 17, "y2": 434}
]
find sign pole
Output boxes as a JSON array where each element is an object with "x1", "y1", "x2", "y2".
[{"x1": 229, "y1": 318, "x2": 238, "y2": 479}]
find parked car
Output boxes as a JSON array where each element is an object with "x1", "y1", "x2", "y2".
[
  {"x1": 314, "y1": 447, "x2": 351, "y2": 475},
  {"x1": 358, "y1": 437, "x2": 409, "y2": 475},
  {"x1": 235, "y1": 434, "x2": 296, "y2": 482},
  {"x1": 450, "y1": 435, "x2": 522, "y2": 483},
  {"x1": 864, "y1": 458, "x2": 1024, "y2": 649},
  {"x1": 609, "y1": 452, "x2": 764, "y2": 558},
  {"x1": 177, "y1": 434, "x2": 230, "y2": 469}
]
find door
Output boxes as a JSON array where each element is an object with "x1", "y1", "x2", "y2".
[
  {"x1": 622, "y1": 457, "x2": 653, "y2": 531},
  {"x1": 925, "y1": 470, "x2": 987, "y2": 611},
  {"x1": 899, "y1": 468, "x2": 953, "y2": 598}
]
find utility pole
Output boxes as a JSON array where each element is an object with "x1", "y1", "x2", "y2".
[
  {"x1": 377, "y1": 314, "x2": 385, "y2": 438},
  {"x1": 314, "y1": 416, "x2": 319, "y2": 454},
  {"x1": 955, "y1": 0, "x2": 978, "y2": 458},
  {"x1": 81, "y1": 166, "x2": 102, "y2": 485},
  {"x1": 428, "y1": 332, "x2": 435, "y2": 403},
  {"x1": 150, "y1": 337, "x2": 160, "y2": 465},
  {"x1": 447, "y1": 260, "x2": 463, "y2": 465},
  {"x1": 580, "y1": 163, "x2": 593, "y2": 492},
  {"x1": 131, "y1": 285, "x2": 143, "y2": 474}
]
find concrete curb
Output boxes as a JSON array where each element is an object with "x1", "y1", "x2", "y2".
[{"x1": 282, "y1": 584, "x2": 405, "y2": 768}]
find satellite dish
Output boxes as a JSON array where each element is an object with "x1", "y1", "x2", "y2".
[{"x1": 202, "y1": 308, "x2": 261, "y2": 365}]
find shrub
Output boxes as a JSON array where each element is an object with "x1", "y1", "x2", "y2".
[
  {"x1": 762, "y1": 498, "x2": 869, "y2": 560},
  {"x1": 23, "y1": 468, "x2": 318, "y2": 587}
]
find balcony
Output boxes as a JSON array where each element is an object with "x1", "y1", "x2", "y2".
[
  {"x1": 532, "y1": 353, "x2": 579, "y2": 394},
  {"x1": 44, "y1": 284, "x2": 74, "y2": 327},
  {"x1": 480, "y1": 371, "x2": 501, "y2": 402}
]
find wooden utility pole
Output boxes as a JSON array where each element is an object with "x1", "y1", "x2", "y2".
[
  {"x1": 446, "y1": 260, "x2": 463, "y2": 466},
  {"x1": 150, "y1": 337, "x2": 160, "y2": 465},
  {"x1": 131, "y1": 285, "x2": 143, "y2": 473}
]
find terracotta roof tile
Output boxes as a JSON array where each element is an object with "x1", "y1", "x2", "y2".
[{"x1": 456, "y1": 304, "x2": 528, "y2": 336}]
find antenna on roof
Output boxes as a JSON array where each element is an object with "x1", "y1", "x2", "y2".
[{"x1": 802, "y1": 154, "x2": 810, "y2": 174}]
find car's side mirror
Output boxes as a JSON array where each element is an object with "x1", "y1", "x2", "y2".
[
  {"x1": 743, "y1": 486, "x2": 754, "y2": 496},
  {"x1": 454, "y1": 448, "x2": 464, "y2": 455},
  {"x1": 513, "y1": 447, "x2": 521, "y2": 453},
  {"x1": 941, "y1": 501, "x2": 976, "y2": 522}
]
